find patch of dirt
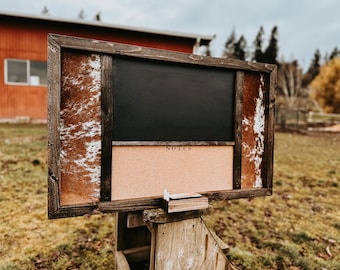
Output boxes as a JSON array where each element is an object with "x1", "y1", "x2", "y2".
[
  {"x1": 308, "y1": 123, "x2": 340, "y2": 134},
  {"x1": 3, "y1": 136, "x2": 47, "y2": 144},
  {"x1": 323, "y1": 124, "x2": 340, "y2": 132}
]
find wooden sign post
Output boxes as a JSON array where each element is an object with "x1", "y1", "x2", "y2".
[
  {"x1": 48, "y1": 34, "x2": 276, "y2": 269},
  {"x1": 115, "y1": 209, "x2": 230, "y2": 270}
]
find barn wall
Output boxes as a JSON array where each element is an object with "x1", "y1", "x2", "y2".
[{"x1": 0, "y1": 16, "x2": 196, "y2": 120}]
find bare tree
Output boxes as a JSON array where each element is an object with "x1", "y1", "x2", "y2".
[{"x1": 277, "y1": 60, "x2": 303, "y2": 108}]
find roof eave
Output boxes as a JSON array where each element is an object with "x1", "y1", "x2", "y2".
[{"x1": 0, "y1": 11, "x2": 214, "y2": 45}]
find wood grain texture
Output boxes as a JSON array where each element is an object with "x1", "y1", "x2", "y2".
[
  {"x1": 163, "y1": 197, "x2": 209, "y2": 213},
  {"x1": 115, "y1": 251, "x2": 130, "y2": 270},
  {"x1": 47, "y1": 37, "x2": 61, "y2": 218},
  {"x1": 154, "y1": 217, "x2": 227, "y2": 269},
  {"x1": 100, "y1": 55, "x2": 113, "y2": 201},
  {"x1": 233, "y1": 71, "x2": 244, "y2": 189},
  {"x1": 264, "y1": 66, "x2": 277, "y2": 189},
  {"x1": 49, "y1": 34, "x2": 276, "y2": 74},
  {"x1": 143, "y1": 208, "x2": 203, "y2": 224}
]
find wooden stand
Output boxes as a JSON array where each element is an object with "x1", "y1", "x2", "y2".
[{"x1": 115, "y1": 208, "x2": 232, "y2": 270}]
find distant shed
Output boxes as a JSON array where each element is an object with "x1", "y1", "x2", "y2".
[{"x1": 0, "y1": 11, "x2": 213, "y2": 122}]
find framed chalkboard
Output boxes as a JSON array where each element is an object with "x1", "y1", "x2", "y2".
[
  {"x1": 48, "y1": 34, "x2": 276, "y2": 219},
  {"x1": 112, "y1": 57, "x2": 235, "y2": 142}
]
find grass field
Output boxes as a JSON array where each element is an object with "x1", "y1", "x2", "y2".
[{"x1": 0, "y1": 124, "x2": 339, "y2": 269}]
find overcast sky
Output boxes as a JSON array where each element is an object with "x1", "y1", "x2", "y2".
[{"x1": 1, "y1": 0, "x2": 339, "y2": 71}]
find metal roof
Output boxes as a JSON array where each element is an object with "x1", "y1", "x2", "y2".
[{"x1": 0, "y1": 11, "x2": 214, "y2": 46}]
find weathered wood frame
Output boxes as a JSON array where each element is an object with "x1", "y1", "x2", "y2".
[{"x1": 48, "y1": 34, "x2": 276, "y2": 219}]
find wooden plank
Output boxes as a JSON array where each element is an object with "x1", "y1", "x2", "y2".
[
  {"x1": 47, "y1": 202, "x2": 99, "y2": 219},
  {"x1": 116, "y1": 212, "x2": 151, "y2": 252},
  {"x1": 115, "y1": 251, "x2": 130, "y2": 270},
  {"x1": 47, "y1": 175, "x2": 59, "y2": 219},
  {"x1": 143, "y1": 208, "x2": 203, "y2": 224},
  {"x1": 263, "y1": 66, "x2": 277, "y2": 189},
  {"x1": 99, "y1": 198, "x2": 160, "y2": 213},
  {"x1": 210, "y1": 231, "x2": 230, "y2": 255},
  {"x1": 50, "y1": 186, "x2": 272, "y2": 218},
  {"x1": 233, "y1": 71, "x2": 244, "y2": 189},
  {"x1": 98, "y1": 187, "x2": 272, "y2": 214},
  {"x1": 162, "y1": 197, "x2": 209, "y2": 213},
  {"x1": 154, "y1": 217, "x2": 227, "y2": 269},
  {"x1": 100, "y1": 55, "x2": 113, "y2": 201},
  {"x1": 49, "y1": 34, "x2": 277, "y2": 73},
  {"x1": 127, "y1": 212, "x2": 146, "y2": 228},
  {"x1": 47, "y1": 35, "x2": 61, "y2": 218},
  {"x1": 203, "y1": 188, "x2": 271, "y2": 201},
  {"x1": 123, "y1": 246, "x2": 151, "y2": 264}
]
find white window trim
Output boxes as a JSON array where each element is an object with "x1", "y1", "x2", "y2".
[
  {"x1": 4, "y1": 59, "x2": 47, "y2": 86},
  {"x1": 4, "y1": 59, "x2": 29, "y2": 85}
]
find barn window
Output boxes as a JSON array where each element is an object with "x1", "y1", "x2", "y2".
[
  {"x1": 30, "y1": 61, "x2": 47, "y2": 85},
  {"x1": 5, "y1": 59, "x2": 47, "y2": 86},
  {"x1": 5, "y1": 59, "x2": 27, "y2": 84}
]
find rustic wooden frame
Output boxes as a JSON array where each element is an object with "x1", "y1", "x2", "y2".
[{"x1": 48, "y1": 34, "x2": 276, "y2": 219}]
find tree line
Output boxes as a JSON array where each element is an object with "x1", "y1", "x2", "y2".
[
  {"x1": 215, "y1": 26, "x2": 339, "y2": 113},
  {"x1": 41, "y1": 6, "x2": 101, "y2": 21},
  {"x1": 217, "y1": 26, "x2": 338, "y2": 85},
  {"x1": 220, "y1": 26, "x2": 280, "y2": 65},
  {"x1": 41, "y1": 6, "x2": 339, "y2": 113}
]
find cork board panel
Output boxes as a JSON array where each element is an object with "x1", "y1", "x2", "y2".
[
  {"x1": 111, "y1": 146, "x2": 233, "y2": 200},
  {"x1": 241, "y1": 72, "x2": 266, "y2": 189},
  {"x1": 60, "y1": 51, "x2": 102, "y2": 206}
]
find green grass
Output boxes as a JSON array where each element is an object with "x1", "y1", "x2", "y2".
[{"x1": 0, "y1": 124, "x2": 339, "y2": 269}]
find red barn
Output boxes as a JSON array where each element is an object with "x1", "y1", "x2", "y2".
[{"x1": 0, "y1": 11, "x2": 213, "y2": 122}]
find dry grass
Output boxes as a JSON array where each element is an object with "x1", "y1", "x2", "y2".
[
  {"x1": 0, "y1": 124, "x2": 115, "y2": 269},
  {"x1": 205, "y1": 132, "x2": 340, "y2": 269},
  {"x1": 0, "y1": 124, "x2": 339, "y2": 269}
]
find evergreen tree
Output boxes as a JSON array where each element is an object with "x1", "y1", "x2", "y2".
[
  {"x1": 302, "y1": 49, "x2": 321, "y2": 87},
  {"x1": 253, "y1": 26, "x2": 265, "y2": 62},
  {"x1": 309, "y1": 49, "x2": 321, "y2": 77},
  {"x1": 324, "y1": 52, "x2": 330, "y2": 64},
  {"x1": 234, "y1": 35, "x2": 247, "y2": 60},
  {"x1": 329, "y1": 46, "x2": 339, "y2": 60},
  {"x1": 263, "y1": 26, "x2": 279, "y2": 65},
  {"x1": 223, "y1": 29, "x2": 236, "y2": 57},
  {"x1": 78, "y1": 9, "x2": 86, "y2": 19},
  {"x1": 222, "y1": 30, "x2": 247, "y2": 60},
  {"x1": 94, "y1": 12, "x2": 101, "y2": 21},
  {"x1": 41, "y1": 6, "x2": 49, "y2": 15}
]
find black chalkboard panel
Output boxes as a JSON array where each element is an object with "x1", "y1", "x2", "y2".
[{"x1": 112, "y1": 57, "x2": 235, "y2": 141}]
